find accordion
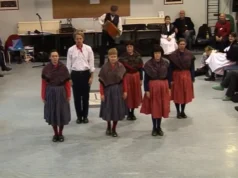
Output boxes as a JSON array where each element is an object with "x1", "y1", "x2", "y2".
[{"x1": 104, "y1": 20, "x2": 120, "y2": 38}]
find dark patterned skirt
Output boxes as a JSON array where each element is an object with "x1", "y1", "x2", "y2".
[
  {"x1": 99, "y1": 84, "x2": 127, "y2": 121},
  {"x1": 44, "y1": 85, "x2": 71, "y2": 126}
]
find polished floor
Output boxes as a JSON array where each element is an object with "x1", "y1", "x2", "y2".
[{"x1": 1, "y1": 56, "x2": 238, "y2": 178}]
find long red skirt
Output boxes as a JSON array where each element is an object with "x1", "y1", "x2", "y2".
[
  {"x1": 124, "y1": 72, "x2": 142, "y2": 108},
  {"x1": 171, "y1": 70, "x2": 194, "y2": 104},
  {"x1": 140, "y1": 80, "x2": 170, "y2": 118}
]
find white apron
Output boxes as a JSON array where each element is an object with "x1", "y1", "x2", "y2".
[
  {"x1": 206, "y1": 47, "x2": 235, "y2": 75},
  {"x1": 160, "y1": 32, "x2": 178, "y2": 55}
]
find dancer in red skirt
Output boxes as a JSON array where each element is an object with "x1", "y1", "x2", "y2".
[
  {"x1": 120, "y1": 41, "x2": 143, "y2": 120},
  {"x1": 99, "y1": 48, "x2": 128, "y2": 137},
  {"x1": 140, "y1": 45, "x2": 170, "y2": 136},
  {"x1": 169, "y1": 38, "x2": 195, "y2": 119}
]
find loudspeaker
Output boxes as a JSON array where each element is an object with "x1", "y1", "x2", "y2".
[{"x1": 232, "y1": 0, "x2": 238, "y2": 12}]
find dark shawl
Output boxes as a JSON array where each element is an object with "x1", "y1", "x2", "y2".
[
  {"x1": 41, "y1": 62, "x2": 70, "y2": 86},
  {"x1": 99, "y1": 61, "x2": 126, "y2": 87},
  {"x1": 144, "y1": 58, "x2": 169, "y2": 79},
  {"x1": 119, "y1": 51, "x2": 143, "y2": 72},
  {"x1": 161, "y1": 23, "x2": 176, "y2": 37},
  {"x1": 169, "y1": 49, "x2": 194, "y2": 70}
]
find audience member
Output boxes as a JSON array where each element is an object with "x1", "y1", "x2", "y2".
[
  {"x1": 205, "y1": 32, "x2": 237, "y2": 81},
  {"x1": 0, "y1": 38, "x2": 11, "y2": 77},
  {"x1": 213, "y1": 13, "x2": 231, "y2": 52},
  {"x1": 173, "y1": 10, "x2": 195, "y2": 50},
  {"x1": 160, "y1": 15, "x2": 178, "y2": 57},
  {"x1": 212, "y1": 71, "x2": 238, "y2": 101},
  {"x1": 195, "y1": 46, "x2": 217, "y2": 77}
]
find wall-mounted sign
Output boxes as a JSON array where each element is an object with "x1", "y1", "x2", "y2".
[
  {"x1": 164, "y1": 0, "x2": 183, "y2": 5},
  {"x1": 0, "y1": 0, "x2": 19, "y2": 10}
]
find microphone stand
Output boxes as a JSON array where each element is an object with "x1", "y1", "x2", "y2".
[{"x1": 33, "y1": 13, "x2": 47, "y2": 68}]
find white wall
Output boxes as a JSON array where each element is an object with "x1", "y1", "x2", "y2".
[
  {"x1": 35, "y1": 0, "x2": 206, "y2": 33},
  {"x1": 0, "y1": 0, "x2": 37, "y2": 41},
  {"x1": 0, "y1": 0, "x2": 234, "y2": 41}
]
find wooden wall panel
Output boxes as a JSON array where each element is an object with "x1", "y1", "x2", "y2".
[{"x1": 52, "y1": 0, "x2": 130, "y2": 19}]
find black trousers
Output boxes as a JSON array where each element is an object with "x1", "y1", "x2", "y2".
[
  {"x1": 221, "y1": 71, "x2": 238, "y2": 97},
  {"x1": 212, "y1": 36, "x2": 229, "y2": 52},
  {"x1": 71, "y1": 70, "x2": 91, "y2": 118},
  {"x1": 99, "y1": 31, "x2": 116, "y2": 66},
  {"x1": 0, "y1": 51, "x2": 6, "y2": 71}
]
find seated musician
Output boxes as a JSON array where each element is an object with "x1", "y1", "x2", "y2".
[
  {"x1": 98, "y1": 5, "x2": 123, "y2": 67},
  {"x1": 173, "y1": 10, "x2": 195, "y2": 50},
  {"x1": 213, "y1": 13, "x2": 231, "y2": 52},
  {"x1": 160, "y1": 15, "x2": 178, "y2": 57},
  {"x1": 205, "y1": 32, "x2": 237, "y2": 81}
]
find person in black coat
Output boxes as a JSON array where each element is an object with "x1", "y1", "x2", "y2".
[
  {"x1": 0, "y1": 38, "x2": 11, "y2": 77},
  {"x1": 173, "y1": 10, "x2": 195, "y2": 50}
]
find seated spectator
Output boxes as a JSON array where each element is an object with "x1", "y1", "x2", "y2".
[
  {"x1": 205, "y1": 32, "x2": 237, "y2": 81},
  {"x1": 212, "y1": 71, "x2": 238, "y2": 101},
  {"x1": 213, "y1": 13, "x2": 231, "y2": 52},
  {"x1": 196, "y1": 24, "x2": 212, "y2": 47},
  {"x1": 0, "y1": 38, "x2": 11, "y2": 77},
  {"x1": 160, "y1": 15, "x2": 178, "y2": 57},
  {"x1": 195, "y1": 46, "x2": 217, "y2": 77},
  {"x1": 173, "y1": 10, "x2": 195, "y2": 50}
]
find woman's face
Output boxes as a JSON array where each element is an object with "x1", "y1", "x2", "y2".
[
  {"x1": 126, "y1": 45, "x2": 134, "y2": 54},
  {"x1": 50, "y1": 52, "x2": 59, "y2": 64},
  {"x1": 165, "y1": 17, "x2": 171, "y2": 24},
  {"x1": 108, "y1": 54, "x2": 118, "y2": 64},
  {"x1": 229, "y1": 35, "x2": 236, "y2": 43},
  {"x1": 178, "y1": 41, "x2": 186, "y2": 50},
  {"x1": 154, "y1": 52, "x2": 161, "y2": 60},
  {"x1": 205, "y1": 49, "x2": 212, "y2": 56}
]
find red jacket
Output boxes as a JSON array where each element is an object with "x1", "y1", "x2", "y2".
[{"x1": 215, "y1": 21, "x2": 231, "y2": 37}]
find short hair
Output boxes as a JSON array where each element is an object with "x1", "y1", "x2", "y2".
[
  {"x1": 110, "y1": 5, "x2": 118, "y2": 12},
  {"x1": 50, "y1": 49, "x2": 59, "y2": 55},
  {"x1": 164, "y1": 15, "x2": 170, "y2": 20},
  {"x1": 108, "y1": 48, "x2": 118, "y2": 56},
  {"x1": 204, "y1": 46, "x2": 214, "y2": 51},
  {"x1": 125, "y1": 40, "x2": 135, "y2": 46},
  {"x1": 178, "y1": 38, "x2": 187, "y2": 44},
  {"x1": 180, "y1": 10, "x2": 185, "y2": 14},
  {"x1": 229, "y1": 32, "x2": 237, "y2": 38},
  {"x1": 152, "y1": 44, "x2": 164, "y2": 57},
  {"x1": 73, "y1": 30, "x2": 85, "y2": 39}
]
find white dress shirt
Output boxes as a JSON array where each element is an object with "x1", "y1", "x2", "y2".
[
  {"x1": 98, "y1": 13, "x2": 123, "y2": 35},
  {"x1": 66, "y1": 44, "x2": 95, "y2": 74}
]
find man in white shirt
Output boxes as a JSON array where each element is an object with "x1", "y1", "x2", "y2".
[
  {"x1": 67, "y1": 31, "x2": 95, "y2": 124},
  {"x1": 98, "y1": 5, "x2": 123, "y2": 67}
]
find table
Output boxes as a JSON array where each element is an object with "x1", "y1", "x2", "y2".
[{"x1": 19, "y1": 29, "x2": 161, "y2": 57}]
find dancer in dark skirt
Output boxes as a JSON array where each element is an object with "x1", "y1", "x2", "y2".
[
  {"x1": 99, "y1": 48, "x2": 127, "y2": 137},
  {"x1": 41, "y1": 50, "x2": 71, "y2": 142},
  {"x1": 169, "y1": 38, "x2": 195, "y2": 119},
  {"x1": 140, "y1": 45, "x2": 170, "y2": 136},
  {"x1": 119, "y1": 41, "x2": 143, "y2": 120}
]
